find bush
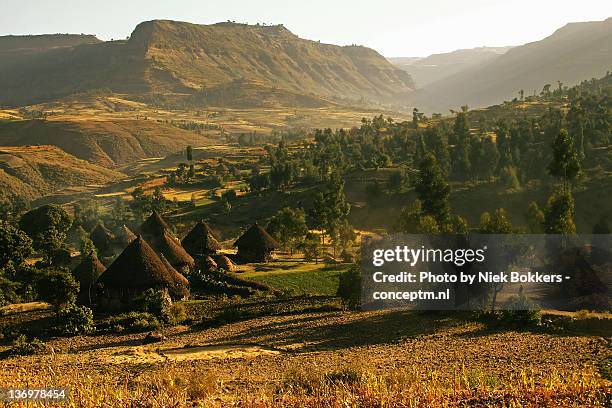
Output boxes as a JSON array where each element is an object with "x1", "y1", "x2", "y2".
[
  {"x1": 36, "y1": 268, "x2": 79, "y2": 307},
  {"x1": 8, "y1": 334, "x2": 47, "y2": 356},
  {"x1": 336, "y1": 266, "x2": 361, "y2": 310},
  {"x1": 54, "y1": 304, "x2": 95, "y2": 336},
  {"x1": 133, "y1": 289, "x2": 171, "y2": 316},
  {"x1": 163, "y1": 303, "x2": 187, "y2": 325},
  {"x1": 98, "y1": 312, "x2": 161, "y2": 333},
  {"x1": 500, "y1": 288, "x2": 541, "y2": 326}
]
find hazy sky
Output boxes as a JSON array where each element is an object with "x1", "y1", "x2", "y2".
[{"x1": 2, "y1": 0, "x2": 610, "y2": 56}]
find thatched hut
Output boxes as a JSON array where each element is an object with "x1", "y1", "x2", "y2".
[
  {"x1": 141, "y1": 210, "x2": 171, "y2": 238},
  {"x1": 72, "y1": 252, "x2": 106, "y2": 306},
  {"x1": 203, "y1": 256, "x2": 218, "y2": 272},
  {"x1": 96, "y1": 236, "x2": 189, "y2": 310},
  {"x1": 149, "y1": 230, "x2": 195, "y2": 273},
  {"x1": 139, "y1": 211, "x2": 194, "y2": 273},
  {"x1": 114, "y1": 224, "x2": 137, "y2": 248},
  {"x1": 90, "y1": 223, "x2": 115, "y2": 255},
  {"x1": 233, "y1": 223, "x2": 279, "y2": 262},
  {"x1": 215, "y1": 254, "x2": 235, "y2": 272},
  {"x1": 181, "y1": 221, "x2": 221, "y2": 259}
]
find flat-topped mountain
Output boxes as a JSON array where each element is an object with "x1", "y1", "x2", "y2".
[{"x1": 0, "y1": 20, "x2": 415, "y2": 108}]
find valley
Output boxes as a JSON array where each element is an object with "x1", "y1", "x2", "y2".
[{"x1": 0, "y1": 9, "x2": 610, "y2": 408}]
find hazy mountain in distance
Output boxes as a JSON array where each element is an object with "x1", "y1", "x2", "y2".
[
  {"x1": 0, "y1": 34, "x2": 101, "y2": 70},
  {"x1": 389, "y1": 46, "x2": 512, "y2": 87},
  {"x1": 0, "y1": 20, "x2": 414, "y2": 108},
  {"x1": 413, "y1": 18, "x2": 612, "y2": 113}
]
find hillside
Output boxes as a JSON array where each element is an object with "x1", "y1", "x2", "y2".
[
  {"x1": 413, "y1": 18, "x2": 612, "y2": 112},
  {"x1": 0, "y1": 119, "x2": 214, "y2": 167},
  {"x1": 389, "y1": 46, "x2": 512, "y2": 87},
  {"x1": 0, "y1": 34, "x2": 101, "y2": 71},
  {"x1": 0, "y1": 20, "x2": 415, "y2": 108},
  {"x1": 0, "y1": 145, "x2": 123, "y2": 202}
]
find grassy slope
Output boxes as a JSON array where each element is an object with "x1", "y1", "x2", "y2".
[
  {"x1": 241, "y1": 261, "x2": 349, "y2": 296},
  {"x1": 0, "y1": 145, "x2": 123, "y2": 201},
  {"x1": 0, "y1": 118, "x2": 214, "y2": 167}
]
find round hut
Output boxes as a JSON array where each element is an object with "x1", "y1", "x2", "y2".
[
  {"x1": 114, "y1": 224, "x2": 137, "y2": 248},
  {"x1": 96, "y1": 236, "x2": 189, "y2": 310},
  {"x1": 72, "y1": 252, "x2": 106, "y2": 306},
  {"x1": 233, "y1": 223, "x2": 279, "y2": 263},
  {"x1": 181, "y1": 221, "x2": 221, "y2": 260},
  {"x1": 90, "y1": 223, "x2": 115, "y2": 255},
  {"x1": 140, "y1": 211, "x2": 194, "y2": 273},
  {"x1": 140, "y1": 210, "x2": 171, "y2": 238},
  {"x1": 203, "y1": 256, "x2": 218, "y2": 272},
  {"x1": 215, "y1": 254, "x2": 235, "y2": 272},
  {"x1": 149, "y1": 230, "x2": 195, "y2": 274}
]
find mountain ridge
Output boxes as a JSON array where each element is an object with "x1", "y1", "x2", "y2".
[
  {"x1": 413, "y1": 18, "x2": 612, "y2": 112},
  {"x1": 0, "y1": 20, "x2": 415, "y2": 108}
]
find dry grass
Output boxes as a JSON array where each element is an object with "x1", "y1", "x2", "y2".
[
  {"x1": 0, "y1": 308, "x2": 609, "y2": 407},
  {"x1": 0, "y1": 361, "x2": 607, "y2": 407}
]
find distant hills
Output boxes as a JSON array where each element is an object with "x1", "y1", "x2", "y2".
[
  {"x1": 0, "y1": 118, "x2": 213, "y2": 167},
  {"x1": 0, "y1": 145, "x2": 122, "y2": 202},
  {"x1": 0, "y1": 20, "x2": 415, "y2": 108},
  {"x1": 410, "y1": 18, "x2": 612, "y2": 112},
  {"x1": 388, "y1": 46, "x2": 513, "y2": 87}
]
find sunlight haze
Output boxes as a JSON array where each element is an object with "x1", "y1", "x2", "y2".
[{"x1": 2, "y1": 0, "x2": 611, "y2": 56}]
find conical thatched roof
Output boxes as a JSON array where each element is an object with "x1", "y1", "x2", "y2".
[
  {"x1": 97, "y1": 236, "x2": 186, "y2": 293},
  {"x1": 203, "y1": 256, "x2": 218, "y2": 272},
  {"x1": 181, "y1": 221, "x2": 221, "y2": 258},
  {"x1": 150, "y1": 230, "x2": 195, "y2": 270},
  {"x1": 115, "y1": 225, "x2": 137, "y2": 247},
  {"x1": 90, "y1": 223, "x2": 115, "y2": 250},
  {"x1": 158, "y1": 254, "x2": 190, "y2": 299},
  {"x1": 233, "y1": 223, "x2": 279, "y2": 250},
  {"x1": 73, "y1": 252, "x2": 106, "y2": 288},
  {"x1": 215, "y1": 254, "x2": 235, "y2": 272},
  {"x1": 141, "y1": 210, "x2": 171, "y2": 238}
]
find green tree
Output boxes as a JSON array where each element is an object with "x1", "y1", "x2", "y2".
[
  {"x1": 478, "y1": 208, "x2": 513, "y2": 233},
  {"x1": 413, "y1": 154, "x2": 451, "y2": 227},
  {"x1": 299, "y1": 232, "x2": 321, "y2": 263},
  {"x1": 548, "y1": 129, "x2": 580, "y2": 186},
  {"x1": 0, "y1": 221, "x2": 33, "y2": 269},
  {"x1": 19, "y1": 205, "x2": 72, "y2": 263},
  {"x1": 186, "y1": 145, "x2": 193, "y2": 162},
  {"x1": 543, "y1": 190, "x2": 576, "y2": 234},
  {"x1": 267, "y1": 207, "x2": 308, "y2": 254},
  {"x1": 36, "y1": 268, "x2": 79, "y2": 308}
]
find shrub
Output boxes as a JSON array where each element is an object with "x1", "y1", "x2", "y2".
[
  {"x1": 133, "y1": 288, "x2": 171, "y2": 316},
  {"x1": 500, "y1": 287, "x2": 541, "y2": 326},
  {"x1": 9, "y1": 334, "x2": 47, "y2": 356},
  {"x1": 336, "y1": 266, "x2": 361, "y2": 310},
  {"x1": 36, "y1": 268, "x2": 79, "y2": 307},
  {"x1": 163, "y1": 303, "x2": 187, "y2": 325},
  {"x1": 54, "y1": 304, "x2": 95, "y2": 336},
  {"x1": 98, "y1": 312, "x2": 161, "y2": 333}
]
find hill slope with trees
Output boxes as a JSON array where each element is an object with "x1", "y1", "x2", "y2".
[{"x1": 413, "y1": 18, "x2": 612, "y2": 112}]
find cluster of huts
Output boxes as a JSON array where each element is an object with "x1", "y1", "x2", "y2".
[{"x1": 74, "y1": 211, "x2": 279, "y2": 309}]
